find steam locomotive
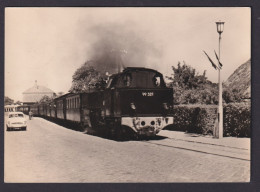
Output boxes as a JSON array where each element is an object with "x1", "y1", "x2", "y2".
[{"x1": 23, "y1": 67, "x2": 174, "y2": 139}]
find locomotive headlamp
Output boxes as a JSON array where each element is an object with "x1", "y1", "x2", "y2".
[{"x1": 130, "y1": 102, "x2": 136, "y2": 110}]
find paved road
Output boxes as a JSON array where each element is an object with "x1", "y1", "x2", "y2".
[{"x1": 4, "y1": 117, "x2": 250, "y2": 183}]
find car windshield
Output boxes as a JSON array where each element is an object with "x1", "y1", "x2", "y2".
[{"x1": 9, "y1": 114, "x2": 24, "y2": 118}]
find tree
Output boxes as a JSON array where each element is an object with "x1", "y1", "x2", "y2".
[
  {"x1": 14, "y1": 100, "x2": 22, "y2": 105},
  {"x1": 167, "y1": 61, "x2": 218, "y2": 105},
  {"x1": 167, "y1": 61, "x2": 208, "y2": 90},
  {"x1": 69, "y1": 61, "x2": 107, "y2": 93},
  {"x1": 4, "y1": 96, "x2": 14, "y2": 105},
  {"x1": 223, "y1": 88, "x2": 243, "y2": 104},
  {"x1": 39, "y1": 95, "x2": 54, "y2": 103}
]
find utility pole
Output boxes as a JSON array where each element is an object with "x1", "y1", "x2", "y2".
[{"x1": 215, "y1": 21, "x2": 225, "y2": 139}]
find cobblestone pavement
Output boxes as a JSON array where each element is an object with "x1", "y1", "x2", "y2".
[{"x1": 4, "y1": 117, "x2": 250, "y2": 183}]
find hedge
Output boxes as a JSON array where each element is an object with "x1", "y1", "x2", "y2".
[
  {"x1": 223, "y1": 103, "x2": 251, "y2": 137},
  {"x1": 166, "y1": 102, "x2": 250, "y2": 137}
]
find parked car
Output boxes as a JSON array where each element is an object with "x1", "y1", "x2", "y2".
[{"x1": 6, "y1": 112, "x2": 27, "y2": 131}]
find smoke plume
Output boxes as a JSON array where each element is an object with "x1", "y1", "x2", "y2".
[{"x1": 83, "y1": 22, "x2": 162, "y2": 74}]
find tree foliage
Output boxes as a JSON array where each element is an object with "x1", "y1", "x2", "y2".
[
  {"x1": 4, "y1": 96, "x2": 14, "y2": 105},
  {"x1": 14, "y1": 100, "x2": 22, "y2": 105},
  {"x1": 39, "y1": 95, "x2": 54, "y2": 103},
  {"x1": 167, "y1": 61, "x2": 208, "y2": 90},
  {"x1": 167, "y1": 61, "x2": 218, "y2": 105},
  {"x1": 222, "y1": 88, "x2": 244, "y2": 103},
  {"x1": 69, "y1": 61, "x2": 107, "y2": 93},
  {"x1": 167, "y1": 61, "x2": 245, "y2": 104}
]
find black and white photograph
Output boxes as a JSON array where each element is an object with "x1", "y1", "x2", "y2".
[{"x1": 4, "y1": 7, "x2": 251, "y2": 183}]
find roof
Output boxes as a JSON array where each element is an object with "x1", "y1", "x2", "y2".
[
  {"x1": 5, "y1": 104, "x2": 20, "y2": 107},
  {"x1": 23, "y1": 93, "x2": 54, "y2": 103},
  {"x1": 123, "y1": 67, "x2": 160, "y2": 74},
  {"x1": 23, "y1": 83, "x2": 54, "y2": 94},
  {"x1": 8, "y1": 112, "x2": 24, "y2": 114},
  {"x1": 54, "y1": 92, "x2": 72, "y2": 101},
  {"x1": 109, "y1": 67, "x2": 163, "y2": 79}
]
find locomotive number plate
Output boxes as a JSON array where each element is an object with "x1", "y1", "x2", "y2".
[{"x1": 142, "y1": 92, "x2": 154, "y2": 96}]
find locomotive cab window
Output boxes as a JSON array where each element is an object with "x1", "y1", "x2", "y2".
[
  {"x1": 123, "y1": 74, "x2": 132, "y2": 87},
  {"x1": 106, "y1": 69, "x2": 166, "y2": 89},
  {"x1": 153, "y1": 76, "x2": 161, "y2": 87}
]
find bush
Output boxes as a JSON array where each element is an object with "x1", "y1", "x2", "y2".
[
  {"x1": 223, "y1": 103, "x2": 251, "y2": 137},
  {"x1": 166, "y1": 103, "x2": 250, "y2": 137},
  {"x1": 168, "y1": 105, "x2": 217, "y2": 134}
]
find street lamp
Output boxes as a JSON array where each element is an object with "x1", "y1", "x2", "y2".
[{"x1": 215, "y1": 21, "x2": 224, "y2": 139}]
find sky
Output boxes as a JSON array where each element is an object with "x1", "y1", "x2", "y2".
[{"x1": 5, "y1": 7, "x2": 251, "y2": 101}]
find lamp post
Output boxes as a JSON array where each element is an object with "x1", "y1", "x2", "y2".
[{"x1": 215, "y1": 21, "x2": 224, "y2": 139}]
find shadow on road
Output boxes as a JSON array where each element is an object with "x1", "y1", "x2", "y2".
[
  {"x1": 37, "y1": 116, "x2": 169, "y2": 142},
  {"x1": 37, "y1": 116, "x2": 85, "y2": 132}
]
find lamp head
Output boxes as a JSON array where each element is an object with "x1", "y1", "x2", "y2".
[{"x1": 216, "y1": 21, "x2": 225, "y2": 34}]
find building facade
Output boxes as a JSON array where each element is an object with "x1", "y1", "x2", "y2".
[{"x1": 22, "y1": 81, "x2": 55, "y2": 105}]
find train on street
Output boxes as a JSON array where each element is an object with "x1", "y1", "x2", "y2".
[{"x1": 18, "y1": 67, "x2": 174, "y2": 139}]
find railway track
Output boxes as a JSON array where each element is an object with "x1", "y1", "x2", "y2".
[{"x1": 141, "y1": 137, "x2": 250, "y2": 161}]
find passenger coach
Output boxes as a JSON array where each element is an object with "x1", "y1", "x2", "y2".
[{"x1": 27, "y1": 67, "x2": 174, "y2": 139}]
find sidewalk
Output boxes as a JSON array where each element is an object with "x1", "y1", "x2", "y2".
[
  {"x1": 157, "y1": 130, "x2": 250, "y2": 160},
  {"x1": 159, "y1": 130, "x2": 250, "y2": 150}
]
